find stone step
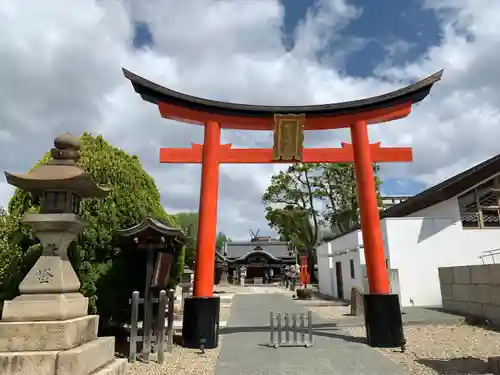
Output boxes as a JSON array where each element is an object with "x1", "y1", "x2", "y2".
[
  {"x1": 57, "y1": 337, "x2": 115, "y2": 375},
  {"x1": 0, "y1": 337, "x2": 118, "y2": 375},
  {"x1": 90, "y1": 359, "x2": 127, "y2": 375},
  {"x1": 0, "y1": 350, "x2": 59, "y2": 375},
  {"x1": 0, "y1": 315, "x2": 99, "y2": 352}
]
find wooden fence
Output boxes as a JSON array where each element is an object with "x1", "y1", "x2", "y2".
[{"x1": 128, "y1": 289, "x2": 175, "y2": 364}]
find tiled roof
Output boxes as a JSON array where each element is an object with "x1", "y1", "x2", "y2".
[{"x1": 224, "y1": 241, "x2": 294, "y2": 259}]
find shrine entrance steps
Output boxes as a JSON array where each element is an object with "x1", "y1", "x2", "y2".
[{"x1": 216, "y1": 293, "x2": 409, "y2": 375}]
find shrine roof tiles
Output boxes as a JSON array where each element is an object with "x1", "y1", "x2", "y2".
[
  {"x1": 117, "y1": 217, "x2": 188, "y2": 241},
  {"x1": 224, "y1": 241, "x2": 294, "y2": 259}
]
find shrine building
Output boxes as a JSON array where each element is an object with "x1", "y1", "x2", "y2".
[
  {"x1": 215, "y1": 237, "x2": 296, "y2": 284},
  {"x1": 317, "y1": 153, "x2": 500, "y2": 308}
]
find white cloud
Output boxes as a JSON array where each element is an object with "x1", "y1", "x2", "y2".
[{"x1": 1, "y1": 0, "x2": 500, "y2": 239}]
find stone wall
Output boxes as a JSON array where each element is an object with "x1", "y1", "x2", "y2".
[{"x1": 439, "y1": 264, "x2": 500, "y2": 324}]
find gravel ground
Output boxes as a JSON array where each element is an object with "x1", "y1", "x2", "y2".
[
  {"x1": 300, "y1": 298, "x2": 500, "y2": 375},
  {"x1": 126, "y1": 304, "x2": 232, "y2": 375},
  {"x1": 344, "y1": 324, "x2": 500, "y2": 375}
]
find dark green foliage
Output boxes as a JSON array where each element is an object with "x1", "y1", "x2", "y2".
[
  {"x1": 0, "y1": 208, "x2": 38, "y2": 305},
  {"x1": 3, "y1": 133, "x2": 183, "y2": 324},
  {"x1": 216, "y1": 232, "x2": 231, "y2": 254},
  {"x1": 175, "y1": 212, "x2": 198, "y2": 267},
  {"x1": 175, "y1": 211, "x2": 231, "y2": 267},
  {"x1": 168, "y1": 244, "x2": 186, "y2": 288}
]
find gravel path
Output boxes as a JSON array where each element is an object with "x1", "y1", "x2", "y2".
[
  {"x1": 126, "y1": 302, "x2": 232, "y2": 375},
  {"x1": 344, "y1": 323, "x2": 500, "y2": 375},
  {"x1": 301, "y1": 296, "x2": 500, "y2": 374}
]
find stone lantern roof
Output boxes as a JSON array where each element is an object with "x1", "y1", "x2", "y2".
[{"x1": 4, "y1": 132, "x2": 110, "y2": 198}]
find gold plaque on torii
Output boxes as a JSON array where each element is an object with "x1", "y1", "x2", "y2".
[{"x1": 272, "y1": 114, "x2": 305, "y2": 161}]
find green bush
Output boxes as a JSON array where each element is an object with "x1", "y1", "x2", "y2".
[{"x1": 3, "y1": 133, "x2": 184, "y2": 324}]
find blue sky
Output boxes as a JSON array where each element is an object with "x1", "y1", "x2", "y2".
[
  {"x1": 6, "y1": 0, "x2": 499, "y2": 238},
  {"x1": 133, "y1": 0, "x2": 440, "y2": 197},
  {"x1": 134, "y1": 0, "x2": 441, "y2": 76}
]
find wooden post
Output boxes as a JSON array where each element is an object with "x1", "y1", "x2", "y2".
[
  {"x1": 129, "y1": 291, "x2": 139, "y2": 363},
  {"x1": 166, "y1": 289, "x2": 175, "y2": 352},
  {"x1": 156, "y1": 290, "x2": 167, "y2": 364},
  {"x1": 142, "y1": 247, "x2": 155, "y2": 362}
]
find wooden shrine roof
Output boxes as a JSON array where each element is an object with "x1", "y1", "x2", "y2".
[
  {"x1": 224, "y1": 241, "x2": 294, "y2": 260},
  {"x1": 122, "y1": 68, "x2": 443, "y2": 130},
  {"x1": 117, "y1": 217, "x2": 188, "y2": 242}
]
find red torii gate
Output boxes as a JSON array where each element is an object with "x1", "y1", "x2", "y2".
[{"x1": 123, "y1": 68, "x2": 443, "y2": 349}]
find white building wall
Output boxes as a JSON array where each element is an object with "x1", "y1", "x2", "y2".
[
  {"x1": 408, "y1": 197, "x2": 461, "y2": 220},
  {"x1": 385, "y1": 217, "x2": 463, "y2": 306},
  {"x1": 461, "y1": 229, "x2": 500, "y2": 264},
  {"x1": 317, "y1": 224, "x2": 395, "y2": 301},
  {"x1": 388, "y1": 197, "x2": 500, "y2": 307},
  {"x1": 334, "y1": 248, "x2": 362, "y2": 300},
  {"x1": 317, "y1": 230, "x2": 362, "y2": 300},
  {"x1": 317, "y1": 196, "x2": 500, "y2": 307},
  {"x1": 317, "y1": 242, "x2": 334, "y2": 297}
]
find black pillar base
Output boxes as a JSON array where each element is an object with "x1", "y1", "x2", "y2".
[
  {"x1": 182, "y1": 296, "x2": 221, "y2": 349},
  {"x1": 363, "y1": 293, "x2": 406, "y2": 348}
]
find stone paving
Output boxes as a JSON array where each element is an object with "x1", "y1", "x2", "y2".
[{"x1": 215, "y1": 292, "x2": 410, "y2": 375}]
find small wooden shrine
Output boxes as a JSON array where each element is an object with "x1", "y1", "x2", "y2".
[
  {"x1": 118, "y1": 217, "x2": 188, "y2": 289},
  {"x1": 117, "y1": 218, "x2": 188, "y2": 356}
]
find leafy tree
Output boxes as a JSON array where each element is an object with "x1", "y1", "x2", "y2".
[
  {"x1": 262, "y1": 164, "x2": 321, "y2": 280},
  {"x1": 175, "y1": 212, "x2": 199, "y2": 267},
  {"x1": 314, "y1": 163, "x2": 382, "y2": 236},
  {"x1": 175, "y1": 211, "x2": 231, "y2": 264},
  {"x1": 216, "y1": 232, "x2": 231, "y2": 254},
  {"x1": 4, "y1": 133, "x2": 182, "y2": 325},
  {"x1": 263, "y1": 163, "x2": 382, "y2": 281},
  {"x1": 0, "y1": 208, "x2": 33, "y2": 306}
]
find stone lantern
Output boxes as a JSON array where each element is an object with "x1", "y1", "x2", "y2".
[
  {"x1": 2, "y1": 133, "x2": 110, "y2": 322},
  {"x1": 0, "y1": 133, "x2": 126, "y2": 375},
  {"x1": 179, "y1": 266, "x2": 194, "y2": 310},
  {"x1": 181, "y1": 266, "x2": 194, "y2": 286}
]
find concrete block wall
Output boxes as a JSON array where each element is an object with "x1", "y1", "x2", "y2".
[{"x1": 438, "y1": 264, "x2": 500, "y2": 324}]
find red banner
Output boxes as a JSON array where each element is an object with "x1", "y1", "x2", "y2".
[{"x1": 299, "y1": 256, "x2": 310, "y2": 286}]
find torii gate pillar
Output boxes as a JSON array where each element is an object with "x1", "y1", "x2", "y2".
[
  {"x1": 193, "y1": 121, "x2": 221, "y2": 297},
  {"x1": 351, "y1": 120, "x2": 388, "y2": 294}
]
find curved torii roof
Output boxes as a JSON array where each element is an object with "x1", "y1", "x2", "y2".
[{"x1": 122, "y1": 68, "x2": 443, "y2": 130}]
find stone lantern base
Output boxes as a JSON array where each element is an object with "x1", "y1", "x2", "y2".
[
  {"x1": 0, "y1": 305, "x2": 127, "y2": 375},
  {"x1": 0, "y1": 221, "x2": 126, "y2": 375}
]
